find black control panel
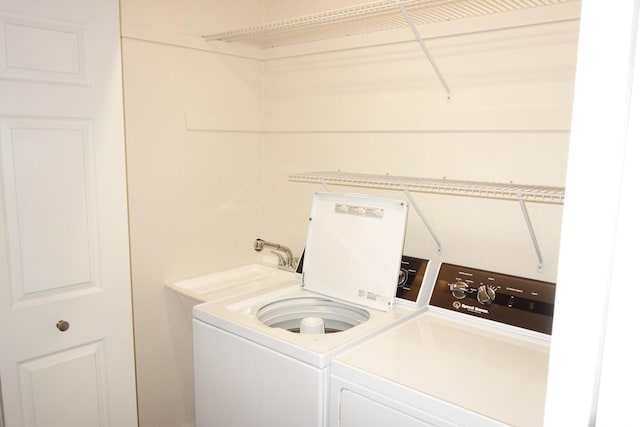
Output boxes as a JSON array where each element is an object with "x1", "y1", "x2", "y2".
[
  {"x1": 429, "y1": 263, "x2": 555, "y2": 335},
  {"x1": 396, "y1": 255, "x2": 428, "y2": 302}
]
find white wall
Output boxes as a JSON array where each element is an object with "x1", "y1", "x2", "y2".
[
  {"x1": 260, "y1": 12, "x2": 579, "y2": 282},
  {"x1": 121, "y1": 0, "x2": 263, "y2": 36},
  {"x1": 120, "y1": 2, "x2": 264, "y2": 426}
]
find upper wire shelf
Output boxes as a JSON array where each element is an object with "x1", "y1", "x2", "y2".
[
  {"x1": 203, "y1": 0, "x2": 580, "y2": 48},
  {"x1": 289, "y1": 171, "x2": 565, "y2": 204}
]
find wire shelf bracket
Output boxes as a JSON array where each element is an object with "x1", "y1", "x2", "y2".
[
  {"x1": 397, "y1": 1, "x2": 452, "y2": 98},
  {"x1": 402, "y1": 185, "x2": 443, "y2": 254},
  {"x1": 518, "y1": 193, "x2": 544, "y2": 272}
]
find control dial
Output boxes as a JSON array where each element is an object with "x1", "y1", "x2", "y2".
[
  {"x1": 449, "y1": 281, "x2": 469, "y2": 299},
  {"x1": 476, "y1": 285, "x2": 496, "y2": 305},
  {"x1": 398, "y1": 268, "x2": 409, "y2": 289}
]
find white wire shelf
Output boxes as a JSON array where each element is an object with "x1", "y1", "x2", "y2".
[
  {"x1": 289, "y1": 171, "x2": 565, "y2": 204},
  {"x1": 204, "y1": 0, "x2": 580, "y2": 48}
]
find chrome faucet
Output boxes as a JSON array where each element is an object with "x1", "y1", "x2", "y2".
[{"x1": 253, "y1": 238, "x2": 298, "y2": 271}]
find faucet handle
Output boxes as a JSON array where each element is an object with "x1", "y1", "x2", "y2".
[
  {"x1": 254, "y1": 239, "x2": 265, "y2": 251},
  {"x1": 270, "y1": 250, "x2": 286, "y2": 267}
]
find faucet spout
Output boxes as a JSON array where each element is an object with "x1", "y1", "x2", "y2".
[{"x1": 254, "y1": 238, "x2": 295, "y2": 270}]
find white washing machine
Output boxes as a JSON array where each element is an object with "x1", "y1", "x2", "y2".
[
  {"x1": 193, "y1": 192, "x2": 437, "y2": 427},
  {"x1": 329, "y1": 262, "x2": 555, "y2": 427}
]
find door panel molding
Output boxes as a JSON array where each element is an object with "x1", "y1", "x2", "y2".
[
  {"x1": 18, "y1": 341, "x2": 109, "y2": 427},
  {"x1": 0, "y1": 117, "x2": 101, "y2": 309},
  {"x1": 0, "y1": 12, "x2": 90, "y2": 86}
]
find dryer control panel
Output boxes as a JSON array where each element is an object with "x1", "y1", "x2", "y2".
[
  {"x1": 429, "y1": 263, "x2": 555, "y2": 335},
  {"x1": 395, "y1": 255, "x2": 428, "y2": 302}
]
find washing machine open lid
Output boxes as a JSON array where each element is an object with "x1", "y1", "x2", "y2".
[{"x1": 301, "y1": 192, "x2": 408, "y2": 312}]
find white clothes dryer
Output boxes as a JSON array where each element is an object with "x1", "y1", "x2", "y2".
[
  {"x1": 329, "y1": 262, "x2": 555, "y2": 427},
  {"x1": 193, "y1": 192, "x2": 436, "y2": 427}
]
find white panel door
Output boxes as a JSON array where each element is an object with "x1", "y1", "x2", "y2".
[{"x1": 0, "y1": 1, "x2": 137, "y2": 426}]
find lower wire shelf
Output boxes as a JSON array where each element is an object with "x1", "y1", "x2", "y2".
[
  {"x1": 289, "y1": 171, "x2": 565, "y2": 204},
  {"x1": 289, "y1": 170, "x2": 564, "y2": 272}
]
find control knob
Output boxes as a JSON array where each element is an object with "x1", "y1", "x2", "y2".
[
  {"x1": 476, "y1": 285, "x2": 496, "y2": 305},
  {"x1": 449, "y1": 281, "x2": 469, "y2": 299},
  {"x1": 398, "y1": 268, "x2": 409, "y2": 290}
]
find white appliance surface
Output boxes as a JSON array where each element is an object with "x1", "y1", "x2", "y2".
[
  {"x1": 194, "y1": 285, "x2": 417, "y2": 367},
  {"x1": 192, "y1": 283, "x2": 430, "y2": 427},
  {"x1": 330, "y1": 311, "x2": 550, "y2": 427},
  {"x1": 193, "y1": 193, "x2": 431, "y2": 427},
  {"x1": 303, "y1": 192, "x2": 408, "y2": 311}
]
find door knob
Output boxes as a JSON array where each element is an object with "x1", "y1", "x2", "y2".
[{"x1": 56, "y1": 320, "x2": 70, "y2": 332}]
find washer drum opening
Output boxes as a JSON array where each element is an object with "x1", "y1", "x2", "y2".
[{"x1": 256, "y1": 297, "x2": 370, "y2": 334}]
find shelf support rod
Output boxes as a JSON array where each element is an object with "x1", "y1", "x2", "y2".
[
  {"x1": 397, "y1": 2, "x2": 451, "y2": 98},
  {"x1": 517, "y1": 194, "x2": 544, "y2": 272},
  {"x1": 321, "y1": 181, "x2": 332, "y2": 192},
  {"x1": 402, "y1": 186, "x2": 442, "y2": 254}
]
